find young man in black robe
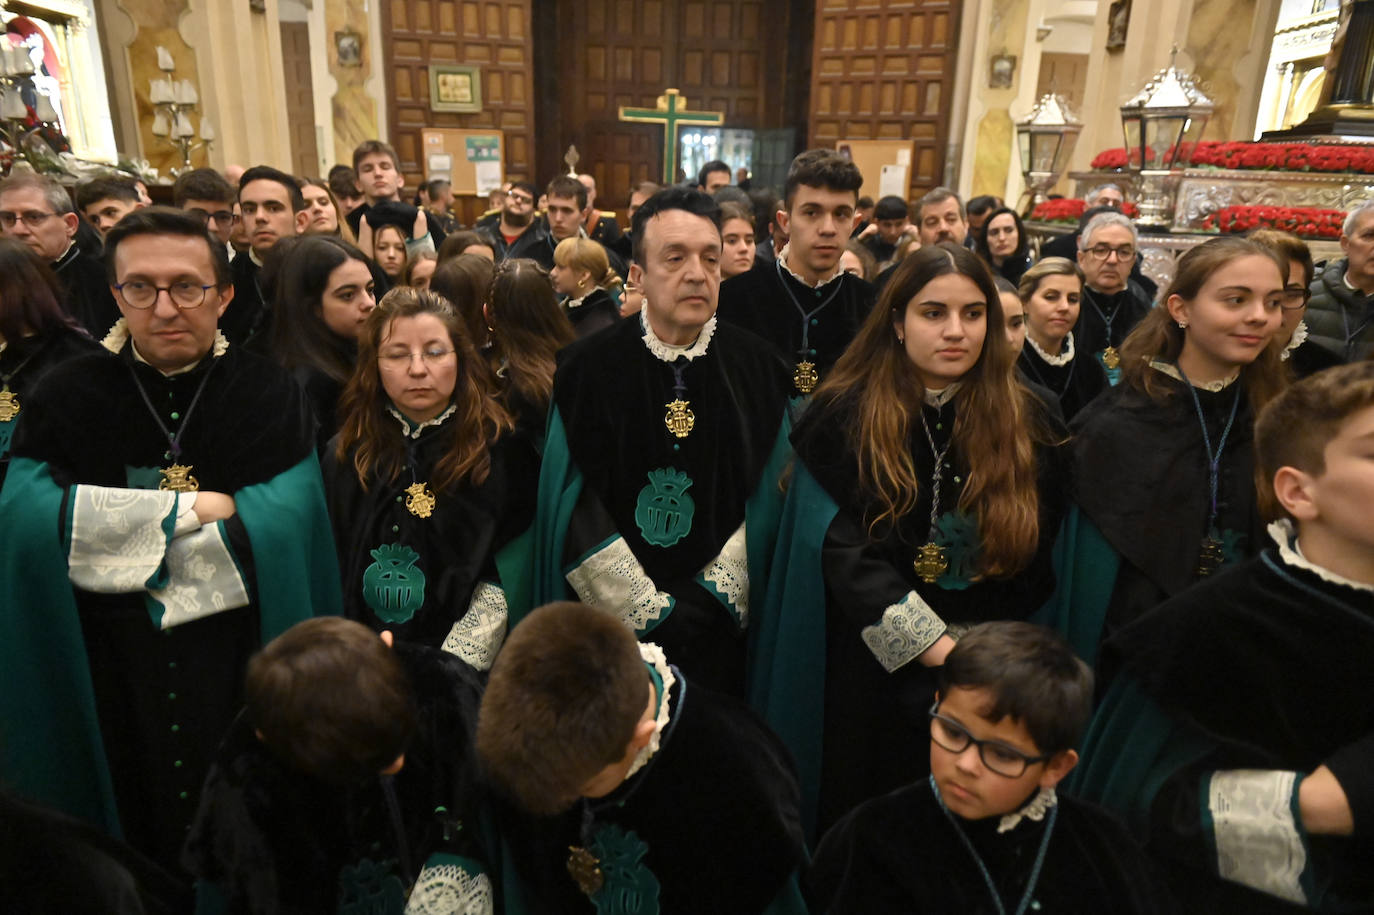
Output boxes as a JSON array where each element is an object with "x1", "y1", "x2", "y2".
[
  {"x1": 477, "y1": 602, "x2": 807, "y2": 914},
  {"x1": 716, "y1": 149, "x2": 875, "y2": 398},
  {"x1": 528, "y1": 187, "x2": 793, "y2": 699},
  {"x1": 1075, "y1": 362, "x2": 1374, "y2": 912},
  {"x1": 225, "y1": 166, "x2": 308, "y2": 351},
  {"x1": 810, "y1": 623, "x2": 1169, "y2": 914},
  {"x1": 0, "y1": 207, "x2": 340, "y2": 883}
]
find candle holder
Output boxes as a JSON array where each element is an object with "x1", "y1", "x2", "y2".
[
  {"x1": 0, "y1": 39, "x2": 60, "y2": 157},
  {"x1": 148, "y1": 46, "x2": 213, "y2": 174}
]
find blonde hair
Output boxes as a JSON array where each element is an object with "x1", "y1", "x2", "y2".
[{"x1": 553, "y1": 236, "x2": 622, "y2": 293}]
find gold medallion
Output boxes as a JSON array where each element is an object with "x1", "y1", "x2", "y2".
[
  {"x1": 913, "y1": 541, "x2": 948, "y2": 584},
  {"x1": 793, "y1": 360, "x2": 819, "y2": 395},
  {"x1": 1101, "y1": 346, "x2": 1121, "y2": 371},
  {"x1": 566, "y1": 845, "x2": 604, "y2": 896},
  {"x1": 158, "y1": 463, "x2": 199, "y2": 493},
  {"x1": 664, "y1": 398, "x2": 695, "y2": 439},
  {"x1": 404, "y1": 481, "x2": 437, "y2": 518},
  {"x1": 1197, "y1": 536, "x2": 1224, "y2": 577},
  {"x1": 0, "y1": 386, "x2": 17, "y2": 422}
]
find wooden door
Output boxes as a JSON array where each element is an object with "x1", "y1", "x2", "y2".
[
  {"x1": 280, "y1": 22, "x2": 319, "y2": 178},
  {"x1": 1036, "y1": 53, "x2": 1090, "y2": 115}
]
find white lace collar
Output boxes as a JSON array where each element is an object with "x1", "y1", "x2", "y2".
[
  {"x1": 624, "y1": 642, "x2": 676, "y2": 781},
  {"x1": 997, "y1": 786, "x2": 1057, "y2": 834},
  {"x1": 1268, "y1": 519, "x2": 1374, "y2": 593},
  {"x1": 1149, "y1": 360, "x2": 1238, "y2": 391},
  {"x1": 566, "y1": 289, "x2": 594, "y2": 310},
  {"x1": 101, "y1": 318, "x2": 229, "y2": 375},
  {"x1": 386, "y1": 402, "x2": 457, "y2": 438},
  {"x1": 778, "y1": 244, "x2": 844, "y2": 289},
  {"x1": 640, "y1": 307, "x2": 716, "y2": 363},
  {"x1": 1281, "y1": 320, "x2": 1308, "y2": 361},
  {"x1": 924, "y1": 382, "x2": 962, "y2": 408},
  {"x1": 1027, "y1": 331, "x2": 1075, "y2": 366}
]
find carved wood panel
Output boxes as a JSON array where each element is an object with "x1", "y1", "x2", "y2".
[
  {"x1": 809, "y1": 0, "x2": 962, "y2": 198},
  {"x1": 532, "y1": 0, "x2": 811, "y2": 211},
  {"x1": 280, "y1": 22, "x2": 319, "y2": 178},
  {"x1": 381, "y1": 0, "x2": 536, "y2": 224}
]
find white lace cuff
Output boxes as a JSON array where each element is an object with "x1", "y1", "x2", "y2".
[
  {"x1": 695, "y1": 522, "x2": 748, "y2": 627},
  {"x1": 441, "y1": 581, "x2": 508, "y2": 671},
  {"x1": 404, "y1": 853, "x2": 494, "y2": 915},
  {"x1": 566, "y1": 535, "x2": 675, "y2": 634},
  {"x1": 68, "y1": 485, "x2": 181, "y2": 593},
  {"x1": 1207, "y1": 769, "x2": 1308, "y2": 905},
  {"x1": 860, "y1": 590, "x2": 947, "y2": 673},
  {"x1": 150, "y1": 522, "x2": 250, "y2": 629}
]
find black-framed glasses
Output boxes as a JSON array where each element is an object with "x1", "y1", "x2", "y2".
[
  {"x1": 187, "y1": 207, "x2": 234, "y2": 227},
  {"x1": 928, "y1": 702, "x2": 1050, "y2": 778},
  {"x1": 1280, "y1": 286, "x2": 1311, "y2": 310},
  {"x1": 114, "y1": 281, "x2": 215, "y2": 310},
  {"x1": 1084, "y1": 244, "x2": 1136, "y2": 262},
  {"x1": 507, "y1": 192, "x2": 534, "y2": 205},
  {"x1": 0, "y1": 210, "x2": 57, "y2": 228}
]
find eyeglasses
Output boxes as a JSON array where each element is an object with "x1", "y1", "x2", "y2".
[
  {"x1": 378, "y1": 347, "x2": 456, "y2": 370},
  {"x1": 928, "y1": 702, "x2": 1050, "y2": 778},
  {"x1": 114, "y1": 281, "x2": 215, "y2": 310},
  {"x1": 0, "y1": 210, "x2": 57, "y2": 228},
  {"x1": 1084, "y1": 244, "x2": 1136, "y2": 262},
  {"x1": 188, "y1": 208, "x2": 234, "y2": 227},
  {"x1": 1280, "y1": 286, "x2": 1311, "y2": 310},
  {"x1": 507, "y1": 192, "x2": 534, "y2": 205}
]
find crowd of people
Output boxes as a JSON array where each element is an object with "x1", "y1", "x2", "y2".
[{"x1": 0, "y1": 140, "x2": 1371, "y2": 914}]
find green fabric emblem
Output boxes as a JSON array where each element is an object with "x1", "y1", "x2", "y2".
[
  {"x1": 338, "y1": 857, "x2": 407, "y2": 914},
  {"x1": 589, "y1": 823, "x2": 660, "y2": 915},
  {"x1": 124, "y1": 465, "x2": 164, "y2": 490},
  {"x1": 634, "y1": 467, "x2": 695, "y2": 548},
  {"x1": 362, "y1": 543, "x2": 427, "y2": 623},
  {"x1": 932, "y1": 511, "x2": 979, "y2": 591}
]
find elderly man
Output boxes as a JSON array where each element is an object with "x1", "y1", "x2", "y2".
[
  {"x1": 914, "y1": 187, "x2": 968, "y2": 248},
  {"x1": 0, "y1": 173, "x2": 119, "y2": 336},
  {"x1": 1307, "y1": 199, "x2": 1374, "y2": 361},
  {"x1": 1085, "y1": 183, "x2": 1125, "y2": 210},
  {"x1": 528, "y1": 187, "x2": 792, "y2": 699},
  {"x1": 1075, "y1": 211, "x2": 1153, "y2": 383},
  {"x1": 0, "y1": 206, "x2": 339, "y2": 879}
]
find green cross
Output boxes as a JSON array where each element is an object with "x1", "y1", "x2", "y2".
[{"x1": 619, "y1": 89, "x2": 725, "y2": 185}]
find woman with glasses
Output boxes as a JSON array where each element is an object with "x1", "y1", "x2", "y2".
[
  {"x1": 322, "y1": 287, "x2": 536, "y2": 666},
  {"x1": 1249, "y1": 229, "x2": 1343, "y2": 379},
  {"x1": 1058, "y1": 237, "x2": 1288, "y2": 663},
  {"x1": 1015, "y1": 258, "x2": 1109, "y2": 421},
  {"x1": 1074, "y1": 212, "x2": 1154, "y2": 385},
  {"x1": 759, "y1": 243, "x2": 1070, "y2": 834},
  {"x1": 975, "y1": 207, "x2": 1033, "y2": 287}
]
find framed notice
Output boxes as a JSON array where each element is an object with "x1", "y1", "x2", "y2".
[
  {"x1": 421, "y1": 128, "x2": 505, "y2": 196},
  {"x1": 429, "y1": 65, "x2": 481, "y2": 113}
]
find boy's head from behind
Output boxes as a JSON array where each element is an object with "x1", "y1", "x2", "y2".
[
  {"x1": 931, "y1": 622, "x2": 1092, "y2": 820},
  {"x1": 246, "y1": 617, "x2": 415, "y2": 786},
  {"x1": 476, "y1": 602, "x2": 654, "y2": 816}
]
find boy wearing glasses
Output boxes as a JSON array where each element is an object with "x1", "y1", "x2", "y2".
[
  {"x1": 0, "y1": 206, "x2": 340, "y2": 887},
  {"x1": 809, "y1": 622, "x2": 1168, "y2": 914}
]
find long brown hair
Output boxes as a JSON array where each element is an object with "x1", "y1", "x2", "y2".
[
  {"x1": 813, "y1": 243, "x2": 1044, "y2": 577},
  {"x1": 335, "y1": 287, "x2": 512, "y2": 492},
  {"x1": 487, "y1": 258, "x2": 574, "y2": 413},
  {"x1": 1118, "y1": 236, "x2": 1287, "y2": 410}
]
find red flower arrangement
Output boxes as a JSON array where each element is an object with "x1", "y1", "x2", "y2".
[
  {"x1": 1091, "y1": 141, "x2": 1374, "y2": 174},
  {"x1": 1201, "y1": 205, "x2": 1345, "y2": 239},
  {"x1": 1030, "y1": 198, "x2": 1141, "y2": 224}
]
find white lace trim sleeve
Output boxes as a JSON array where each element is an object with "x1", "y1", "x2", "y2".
[
  {"x1": 441, "y1": 581, "x2": 508, "y2": 671},
  {"x1": 67, "y1": 485, "x2": 183, "y2": 593},
  {"x1": 695, "y1": 522, "x2": 749, "y2": 627},
  {"x1": 151, "y1": 522, "x2": 251, "y2": 629},
  {"x1": 404, "y1": 855, "x2": 494, "y2": 915},
  {"x1": 566, "y1": 535, "x2": 675, "y2": 634},
  {"x1": 860, "y1": 590, "x2": 947, "y2": 673},
  {"x1": 1207, "y1": 769, "x2": 1308, "y2": 905}
]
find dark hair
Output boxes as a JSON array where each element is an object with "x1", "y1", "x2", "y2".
[
  {"x1": 509, "y1": 180, "x2": 538, "y2": 200},
  {"x1": 1248, "y1": 228, "x2": 1315, "y2": 288},
  {"x1": 0, "y1": 238, "x2": 76, "y2": 342},
  {"x1": 857, "y1": 195, "x2": 875, "y2": 209},
  {"x1": 748, "y1": 188, "x2": 779, "y2": 242},
  {"x1": 271, "y1": 235, "x2": 372, "y2": 383},
  {"x1": 697, "y1": 160, "x2": 731, "y2": 188},
  {"x1": 628, "y1": 180, "x2": 661, "y2": 204},
  {"x1": 103, "y1": 206, "x2": 231, "y2": 286},
  {"x1": 843, "y1": 239, "x2": 876, "y2": 281},
  {"x1": 546, "y1": 175, "x2": 587, "y2": 211},
  {"x1": 246, "y1": 616, "x2": 416, "y2": 786},
  {"x1": 916, "y1": 187, "x2": 966, "y2": 223},
  {"x1": 487, "y1": 258, "x2": 574, "y2": 414},
  {"x1": 75, "y1": 176, "x2": 140, "y2": 211},
  {"x1": 328, "y1": 166, "x2": 361, "y2": 201},
  {"x1": 966, "y1": 195, "x2": 1001, "y2": 219},
  {"x1": 974, "y1": 207, "x2": 1029, "y2": 264},
  {"x1": 1076, "y1": 204, "x2": 1117, "y2": 231},
  {"x1": 437, "y1": 229, "x2": 497, "y2": 262},
  {"x1": 783, "y1": 148, "x2": 863, "y2": 210},
  {"x1": 476, "y1": 602, "x2": 649, "y2": 815},
  {"x1": 993, "y1": 275, "x2": 1018, "y2": 296},
  {"x1": 425, "y1": 178, "x2": 451, "y2": 199},
  {"x1": 352, "y1": 140, "x2": 401, "y2": 172},
  {"x1": 874, "y1": 195, "x2": 908, "y2": 221},
  {"x1": 1255, "y1": 361, "x2": 1374, "y2": 519},
  {"x1": 0, "y1": 172, "x2": 74, "y2": 215},
  {"x1": 401, "y1": 250, "x2": 438, "y2": 286},
  {"x1": 718, "y1": 200, "x2": 754, "y2": 228},
  {"x1": 239, "y1": 165, "x2": 306, "y2": 212},
  {"x1": 336, "y1": 286, "x2": 511, "y2": 493},
  {"x1": 430, "y1": 253, "x2": 495, "y2": 349},
  {"x1": 938, "y1": 621, "x2": 1093, "y2": 755},
  {"x1": 173, "y1": 168, "x2": 235, "y2": 207},
  {"x1": 630, "y1": 186, "x2": 722, "y2": 266},
  {"x1": 712, "y1": 185, "x2": 751, "y2": 208}
]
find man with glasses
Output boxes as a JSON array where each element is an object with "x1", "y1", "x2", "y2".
[
  {"x1": 1306, "y1": 199, "x2": 1374, "y2": 362},
  {"x1": 0, "y1": 172, "x2": 120, "y2": 337},
  {"x1": 1075, "y1": 211, "x2": 1153, "y2": 383},
  {"x1": 489, "y1": 180, "x2": 547, "y2": 262},
  {"x1": 0, "y1": 206, "x2": 339, "y2": 887},
  {"x1": 173, "y1": 167, "x2": 237, "y2": 251}
]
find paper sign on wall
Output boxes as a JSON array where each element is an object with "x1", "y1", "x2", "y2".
[{"x1": 879, "y1": 164, "x2": 909, "y2": 198}]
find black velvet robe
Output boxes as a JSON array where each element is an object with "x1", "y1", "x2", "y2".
[
  {"x1": 1016, "y1": 338, "x2": 1110, "y2": 421},
  {"x1": 491, "y1": 668, "x2": 806, "y2": 914},
  {"x1": 808, "y1": 780, "x2": 1172, "y2": 914},
  {"x1": 564, "y1": 287, "x2": 620, "y2": 339},
  {"x1": 716, "y1": 259, "x2": 875, "y2": 395},
  {"x1": 791, "y1": 389, "x2": 1070, "y2": 831},
  {"x1": 0, "y1": 325, "x2": 100, "y2": 487},
  {"x1": 224, "y1": 253, "x2": 270, "y2": 352},
  {"x1": 53, "y1": 242, "x2": 121, "y2": 339},
  {"x1": 1075, "y1": 282, "x2": 1153, "y2": 375},
  {"x1": 183, "y1": 645, "x2": 488, "y2": 915},
  {"x1": 10, "y1": 343, "x2": 317, "y2": 873}
]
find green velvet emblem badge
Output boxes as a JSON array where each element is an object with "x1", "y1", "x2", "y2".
[
  {"x1": 337, "y1": 857, "x2": 407, "y2": 914},
  {"x1": 0, "y1": 421, "x2": 12, "y2": 462},
  {"x1": 589, "y1": 824, "x2": 660, "y2": 915},
  {"x1": 634, "y1": 467, "x2": 695, "y2": 548},
  {"x1": 362, "y1": 543, "x2": 426, "y2": 623},
  {"x1": 932, "y1": 511, "x2": 979, "y2": 591}
]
